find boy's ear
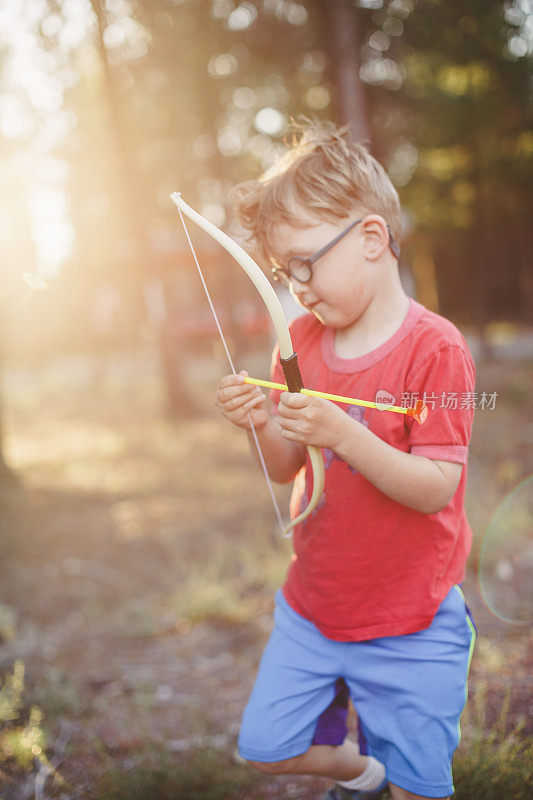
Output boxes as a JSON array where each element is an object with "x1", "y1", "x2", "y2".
[{"x1": 361, "y1": 215, "x2": 390, "y2": 261}]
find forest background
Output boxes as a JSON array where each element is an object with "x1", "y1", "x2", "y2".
[{"x1": 0, "y1": 1, "x2": 531, "y2": 798}]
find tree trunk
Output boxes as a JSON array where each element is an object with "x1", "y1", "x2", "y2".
[
  {"x1": 321, "y1": 0, "x2": 370, "y2": 143},
  {"x1": 0, "y1": 405, "x2": 8, "y2": 478},
  {"x1": 89, "y1": 0, "x2": 195, "y2": 415},
  {"x1": 0, "y1": 348, "x2": 13, "y2": 482}
]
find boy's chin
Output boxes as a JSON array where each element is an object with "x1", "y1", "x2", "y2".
[{"x1": 307, "y1": 305, "x2": 350, "y2": 328}]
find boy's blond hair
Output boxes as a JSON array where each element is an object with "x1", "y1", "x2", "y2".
[{"x1": 231, "y1": 118, "x2": 402, "y2": 261}]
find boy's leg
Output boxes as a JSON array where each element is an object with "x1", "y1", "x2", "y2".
[
  {"x1": 247, "y1": 738, "x2": 366, "y2": 779},
  {"x1": 342, "y1": 585, "x2": 475, "y2": 799},
  {"x1": 239, "y1": 590, "x2": 379, "y2": 787}
]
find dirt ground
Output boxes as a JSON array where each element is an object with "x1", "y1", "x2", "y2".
[{"x1": 0, "y1": 351, "x2": 531, "y2": 798}]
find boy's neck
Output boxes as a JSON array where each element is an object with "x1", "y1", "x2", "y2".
[{"x1": 334, "y1": 278, "x2": 410, "y2": 360}]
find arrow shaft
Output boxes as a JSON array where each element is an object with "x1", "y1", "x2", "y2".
[{"x1": 244, "y1": 377, "x2": 410, "y2": 415}]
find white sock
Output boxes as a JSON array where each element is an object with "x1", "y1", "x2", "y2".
[{"x1": 338, "y1": 755, "x2": 386, "y2": 791}]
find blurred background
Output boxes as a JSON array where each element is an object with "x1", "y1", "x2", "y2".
[{"x1": 0, "y1": 1, "x2": 531, "y2": 798}]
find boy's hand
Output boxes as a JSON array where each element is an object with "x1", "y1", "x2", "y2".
[
  {"x1": 215, "y1": 371, "x2": 268, "y2": 431},
  {"x1": 278, "y1": 391, "x2": 352, "y2": 450}
]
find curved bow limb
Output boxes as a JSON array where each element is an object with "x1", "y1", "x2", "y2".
[{"x1": 170, "y1": 192, "x2": 325, "y2": 536}]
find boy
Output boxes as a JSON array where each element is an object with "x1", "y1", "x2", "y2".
[{"x1": 215, "y1": 120, "x2": 476, "y2": 799}]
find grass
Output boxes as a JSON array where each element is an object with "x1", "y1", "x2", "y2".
[
  {"x1": 0, "y1": 351, "x2": 531, "y2": 798},
  {"x1": 95, "y1": 702, "x2": 533, "y2": 800},
  {"x1": 163, "y1": 534, "x2": 292, "y2": 628},
  {"x1": 0, "y1": 660, "x2": 72, "y2": 798},
  {"x1": 98, "y1": 747, "x2": 263, "y2": 800},
  {"x1": 451, "y1": 680, "x2": 531, "y2": 799},
  {"x1": 453, "y1": 730, "x2": 532, "y2": 799}
]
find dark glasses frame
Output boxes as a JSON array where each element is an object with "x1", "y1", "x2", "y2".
[{"x1": 271, "y1": 217, "x2": 400, "y2": 286}]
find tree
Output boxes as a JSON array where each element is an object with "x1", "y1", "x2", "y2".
[
  {"x1": 355, "y1": 0, "x2": 532, "y2": 330},
  {"x1": 320, "y1": 0, "x2": 370, "y2": 141}
]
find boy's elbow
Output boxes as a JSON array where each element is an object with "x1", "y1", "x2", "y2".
[
  {"x1": 416, "y1": 463, "x2": 463, "y2": 514},
  {"x1": 268, "y1": 467, "x2": 289, "y2": 484},
  {"x1": 415, "y1": 483, "x2": 458, "y2": 514},
  {"x1": 269, "y1": 464, "x2": 302, "y2": 484},
  {"x1": 269, "y1": 443, "x2": 306, "y2": 483},
  {"x1": 417, "y1": 496, "x2": 452, "y2": 515}
]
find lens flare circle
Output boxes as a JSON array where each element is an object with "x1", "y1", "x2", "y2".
[{"x1": 478, "y1": 475, "x2": 533, "y2": 625}]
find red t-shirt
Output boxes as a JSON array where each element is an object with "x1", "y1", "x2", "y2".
[{"x1": 270, "y1": 299, "x2": 476, "y2": 641}]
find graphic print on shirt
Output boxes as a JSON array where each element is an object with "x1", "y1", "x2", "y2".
[
  {"x1": 296, "y1": 405, "x2": 370, "y2": 527},
  {"x1": 375, "y1": 388, "x2": 396, "y2": 409},
  {"x1": 323, "y1": 405, "x2": 369, "y2": 475}
]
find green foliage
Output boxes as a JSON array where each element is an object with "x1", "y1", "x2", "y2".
[
  {"x1": 451, "y1": 680, "x2": 532, "y2": 799},
  {"x1": 368, "y1": 0, "x2": 532, "y2": 322},
  {"x1": 98, "y1": 747, "x2": 262, "y2": 800},
  {"x1": 0, "y1": 660, "x2": 25, "y2": 725},
  {"x1": 2, "y1": 706, "x2": 47, "y2": 770},
  {"x1": 0, "y1": 661, "x2": 47, "y2": 769},
  {"x1": 0, "y1": 661, "x2": 73, "y2": 798},
  {"x1": 453, "y1": 728, "x2": 532, "y2": 799}
]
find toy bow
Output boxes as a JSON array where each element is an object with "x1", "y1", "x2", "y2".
[{"x1": 170, "y1": 193, "x2": 325, "y2": 537}]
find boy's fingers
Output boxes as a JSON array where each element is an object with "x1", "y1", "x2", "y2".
[
  {"x1": 228, "y1": 385, "x2": 263, "y2": 404},
  {"x1": 277, "y1": 405, "x2": 300, "y2": 422},
  {"x1": 231, "y1": 387, "x2": 263, "y2": 408},
  {"x1": 217, "y1": 387, "x2": 264, "y2": 415},
  {"x1": 219, "y1": 377, "x2": 261, "y2": 402},
  {"x1": 280, "y1": 391, "x2": 309, "y2": 408},
  {"x1": 244, "y1": 393, "x2": 265, "y2": 410},
  {"x1": 219, "y1": 373, "x2": 246, "y2": 389}
]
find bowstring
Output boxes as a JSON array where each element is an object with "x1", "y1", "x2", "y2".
[{"x1": 176, "y1": 204, "x2": 286, "y2": 535}]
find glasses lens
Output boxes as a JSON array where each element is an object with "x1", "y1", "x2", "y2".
[{"x1": 288, "y1": 257, "x2": 312, "y2": 283}]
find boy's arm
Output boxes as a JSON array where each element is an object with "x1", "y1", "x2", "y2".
[
  {"x1": 277, "y1": 392, "x2": 463, "y2": 514},
  {"x1": 333, "y1": 419, "x2": 462, "y2": 514},
  {"x1": 246, "y1": 417, "x2": 306, "y2": 484},
  {"x1": 277, "y1": 340, "x2": 474, "y2": 514},
  {"x1": 216, "y1": 372, "x2": 305, "y2": 483}
]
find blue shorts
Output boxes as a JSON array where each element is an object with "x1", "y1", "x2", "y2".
[{"x1": 238, "y1": 586, "x2": 476, "y2": 798}]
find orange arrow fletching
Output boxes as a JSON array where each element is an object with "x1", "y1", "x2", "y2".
[{"x1": 405, "y1": 399, "x2": 428, "y2": 425}]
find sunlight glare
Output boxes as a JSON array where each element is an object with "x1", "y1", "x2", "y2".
[
  {"x1": 29, "y1": 187, "x2": 74, "y2": 275},
  {"x1": 22, "y1": 273, "x2": 48, "y2": 290}
]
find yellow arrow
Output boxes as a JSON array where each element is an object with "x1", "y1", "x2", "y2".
[{"x1": 244, "y1": 377, "x2": 428, "y2": 425}]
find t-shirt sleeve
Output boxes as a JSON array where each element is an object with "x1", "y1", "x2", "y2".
[{"x1": 407, "y1": 344, "x2": 476, "y2": 464}]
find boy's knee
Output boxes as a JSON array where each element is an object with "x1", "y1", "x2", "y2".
[{"x1": 246, "y1": 757, "x2": 296, "y2": 775}]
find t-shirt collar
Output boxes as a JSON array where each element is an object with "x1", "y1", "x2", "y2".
[{"x1": 322, "y1": 298, "x2": 425, "y2": 373}]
